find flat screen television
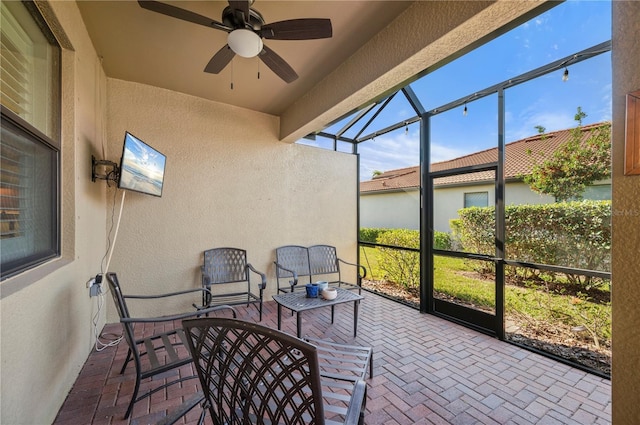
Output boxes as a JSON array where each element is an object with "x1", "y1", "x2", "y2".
[{"x1": 117, "y1": 131, "x2": 166, "y2": 197}]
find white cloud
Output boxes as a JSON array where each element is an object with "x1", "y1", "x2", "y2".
[
  {"x1": 358, "y1": 130, "x2": 470, "y2": 180},
  {"x1": 431, "y1": 143, "x2": 470, "y2": 163},
  {"x1": 509, "y1": 109, "x2": 575, "y2": 141},
  {"x1": 358, "y1": 131, "x2": 418, "y2": 180}
]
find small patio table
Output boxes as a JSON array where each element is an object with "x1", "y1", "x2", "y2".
[{"x1": 273, "y1": 287, "x2": 364, "y2": 338}]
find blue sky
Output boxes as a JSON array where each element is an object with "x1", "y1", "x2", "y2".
[{"x1": 300, "y1": 0, "x2": 612, "y2": 181}]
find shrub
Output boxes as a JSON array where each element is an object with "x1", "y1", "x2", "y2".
[
  {"x1": 455, "y1": 200, "x2": 611, "y2": 286},
  {"x1": 434, "y1": 231, "x2": 453, "y2": 250},
  {"x1": 375, "y1": 229, "x2": 420, "y2": 290},
  {"x1": 359, "y1": 228, "x2": 389, "y2": 244}
]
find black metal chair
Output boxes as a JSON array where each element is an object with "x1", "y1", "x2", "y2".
[
  {"x1": 303, "y1": 336, "x2": 373, "y2": 383},
  {"x1": 275, "y1": 245, "x2": 367, "y2": 295},
  {"x1": 176, "y1": 317, "x2": 367, "y2": 425},
  {"x1": 201, "y1": 247, "x2": 267, "y2": 320},
  {"x1": 104, "y1": 272, "x2": 237, "y2": 419},
  {"x1": 309, "y1": 245, "x2": 367, "y2": 294},
  {"x1": 274, "y1": 244, "x2": 312, "y2": 293}
]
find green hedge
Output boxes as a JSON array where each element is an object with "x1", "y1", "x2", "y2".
[
  {"x1": 376, "y1": 229, "x2": 420, "y2": 290},
  {"x1": 452, "y1": 200, "x2": 611, "y2": 284},
  {"x1": 359, "y1": 228, "x2": 452, "y2": 289},
  {"x1": 359, "y1": 228, "x2": 389, "y2": 244},
  {"x1": 360, "y1": 228, "x2": 452, "y2": 250}
]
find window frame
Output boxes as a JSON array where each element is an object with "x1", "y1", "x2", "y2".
[
  {"x1": 1, "y1": 107, "x2": 60, "y2": 280},
  {"x1": 1, "y1": 1, "x2": 61, "y2": 281},
  {"x1": 463, "y1": 191, "x2": 489, "y2": 208}
]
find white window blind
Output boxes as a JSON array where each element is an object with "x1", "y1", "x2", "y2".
[
  {"x1": 0, "y1": 134, "x2": 24, "y2": 239},
  {"x1": 464, "y1": 191, "x2": 489, "y2": 208},
  {"x1": 1, "y1": 2, "x2": 33, "y2": 120}
]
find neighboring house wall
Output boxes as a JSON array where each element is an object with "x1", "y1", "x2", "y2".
[
  {"x1": 360, "y1": 189, "x2": 419, "y2": 230},
  {"x1": 362, "y1": 180, "x2": 609, "y2": 234},
  {"x1": 433, "y1": 182, "x2": 555, "y2": 232},
  {"x1": 434, "y1": 182, "x2": 557, "y2": 232},
  {"x1": 361, "y1": 181, "x2": 557, "y2": 233}
]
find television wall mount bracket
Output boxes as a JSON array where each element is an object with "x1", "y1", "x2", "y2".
[{"x1": 91, "y1": 155, "x2": 120, "y2": 184}]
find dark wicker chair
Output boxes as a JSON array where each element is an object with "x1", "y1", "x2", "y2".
[
  {"x1": 201, "y1": 247, "x2": 267, "y2": 320},
  {"x1": 175, "y1": 317, "x2": 367, "y2": 425},
  {"x1": 104, "y1": 272, "x2": 237, "y2": 419}
]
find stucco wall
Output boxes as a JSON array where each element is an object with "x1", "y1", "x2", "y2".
[
  {"x1": 361, "y1": 182, "x2": 556, "y2": 233},
  {"x1": 360, "y1": 189, "x2": 420, "y2": 230},
  {"x1": 611, "y1": 1, "x2": 640, "y2": 423},
  {"x1": 0, "y1": 2, "x2": 109, "y2": 424},
  {"x1": 104, "y1": 79, "x2": 358, "y2": 320},
  {"x1": 435, "y1": 182, "x2": 556, "y2": 232}
]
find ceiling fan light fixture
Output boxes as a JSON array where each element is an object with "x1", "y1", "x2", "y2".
[{"x1": 228, "y1": 29, "x2": 263, "y2": 58}]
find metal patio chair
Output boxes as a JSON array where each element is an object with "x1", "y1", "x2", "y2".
[
  {"x1": 201, "y1": 247, "x2": 267, "y2": 320},
  {"x1": 274, "y1": 244, "x2": 311, "y2": 293},
  {"x1": 166, "y1": 317, "x2": 367, "y2": 425},
  {"x1": 308, "y1": 244, "x2": 366, "y2": 294},
  {"x1": 104, "y1": 272, "x2": 237, "y2": 419}
]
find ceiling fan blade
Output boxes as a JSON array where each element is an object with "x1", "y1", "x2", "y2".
[
  {"x1": 204, "y1": 45, "x2": 236, "y2": 74},
  {"x1": 259, "y1": 45, "x2": 298, "y2": 83},
  {"x1": 261, "y1": 19, "x2": 332, "y2": 40},
  {"x1": 138, "y1": 1, "x2": 231, "y2": 32},
  {"x1": 228, "y1": 1, "x2": 250, "y2": 25}
]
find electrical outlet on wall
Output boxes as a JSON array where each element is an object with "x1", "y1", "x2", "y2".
[{"x1": 88, "y1": 274, "x2": 102, "y2": 297}]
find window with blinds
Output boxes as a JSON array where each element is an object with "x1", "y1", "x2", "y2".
[
  {"x1": 1, "y1": 1, "x2": 60, "y2": 280},
  {"x1": 463, "y1": 191, "x2": 489, "y2": 208},
  {"x1": 1, "y1": 133, "x2": 23, "y2": 239},
  {"x1": 1, "y1": 5, "x2": 32, "y2": 119}
]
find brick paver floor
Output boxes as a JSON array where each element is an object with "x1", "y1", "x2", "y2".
[{"x1": 54, "y1": 291, "x2": 611, "y2": 424}]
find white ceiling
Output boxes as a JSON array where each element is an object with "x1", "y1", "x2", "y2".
[{"x1": 76, "y1": 1, "x2": 413, "y2": 116}]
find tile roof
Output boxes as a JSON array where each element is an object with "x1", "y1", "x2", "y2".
[{"x1": 360, "y1": 122, "x2": 609, "y2": 192}]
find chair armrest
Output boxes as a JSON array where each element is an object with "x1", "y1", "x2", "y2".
[
  {"x1": 343, "y1": 380, "x2": 367, "y2": 425},
  {"x1": 201, "y1": 266, "x2": 212, "y2": 288},
  {"x1": 121, "y1": 304, "x2": 237, "y2": 324},
  {"x1": 274, "y1": 261, "x2": 299, "y2": 287},
  {"x1": 123, "y1": 287, "x2": 213, "y2": 300},
  {"x1": 246, "y1": 263, "x2": 267, "y2": 290},
  {"x1": 125, "y1": 287, "x2": 216, "y2": 310},
  {"x1": 338, "y1": 258, "x2": 368, "y2": 280}
]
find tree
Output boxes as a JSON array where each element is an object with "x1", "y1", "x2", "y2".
[{"x1": 523, "y1": 108, "x2": 611, "y2": 202}]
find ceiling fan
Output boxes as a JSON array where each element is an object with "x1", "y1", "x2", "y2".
[{"x1": 138, "y1": 0, "x2": 333, "y2": 83}]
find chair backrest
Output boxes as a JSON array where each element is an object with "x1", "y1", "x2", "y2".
[
  {"x1": 104, "y1": 273, "x2": 137, "y2": 352},
  {"x1": 183, "y1": 317, "x2": 326, "y2": 424},
  {"x1": 203, "y1": 247, "x2": 249, "y2": 284},
  {"x1": 275, "y1": 245, "x2": 312, "y2": 279},
  {"x1": 308, "y1": 244, "x2": 339, "y2": 275}
]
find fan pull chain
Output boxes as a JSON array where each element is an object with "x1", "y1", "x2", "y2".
[
  {"x1": 230, "y1": 59, "x2": 234, "y2": 90},
  {"x1": 258, "y1": 59, "x2": 261, "y2": 80}
]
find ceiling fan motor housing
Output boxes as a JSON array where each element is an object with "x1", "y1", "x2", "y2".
[{"x1": 222, "y1": 6, "x2": 264, "y2": 31}]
